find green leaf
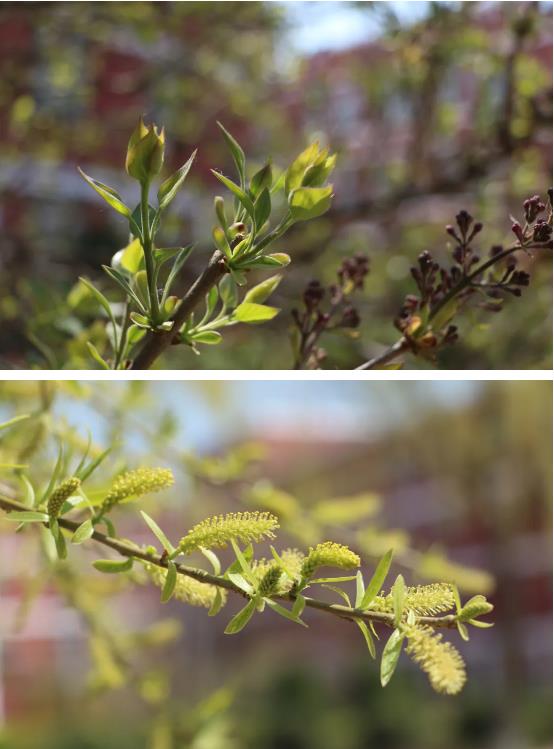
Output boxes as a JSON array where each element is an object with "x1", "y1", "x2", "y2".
[
  {"x1": 250, "y1": 162, "x2": 272, "y2": 196},
  {"x1": 163, "y1": 245, "x2": 194, "y2": 301},
  {"x1": 289, "y1": 186, "x2": 333, "y2": 222},
  {"x1": 242, "y1": 253, "x2": 291, "y2": 269},
  {"x1": 71, "y1": 518, "x2": 94, "y2": 544},
  {"x1": 356, "y1": 619, "x2": 376, "y2": 659},
  {"x1": 40, "y1": 442, "x2": 64, "y2": 505},
  {"x1": 208, "y1": 588, "x2": 225, "y2": 617},
  {"x1": 224, "y1": 598, "x2": 256, "y2": 634},
  {"x1": 111, "y1": 238, "x2": 144, "y2": 275},
  {"x1": 355, "y1": 571, "x2": 365, "y2": 608},
  {"x1": 0, "y1": 414, "x2": 31, "y2": 433},
  {"x1": 140, "y1": 510, "x2": 175, "y2": 555},
  {"x1": 227, "y1": 572, "x2": 253, "y2": 595},
  {"x1": 265, "y1": 599, "x2": 308, "y2": 627},
  {"x1": 217, "y1": 122, "x2": 246, "y2": 187},
  {"x1": 77, "y1": 168, "x2": 130, "y2": 217},
  {"x1": 458, "y1": 595, "x2": 494, "y2": 622},
  {"x1": 5, "y1": 511, "x2": 49, "y2": 523},
  {"x1": 292, "y1": 594, "x2": 306, "y2": 619},
  {"x1": 219, "y1": 275, "x2": 238, "y2": 308},
  {"x1": 360, "y1": 549, "x2": 393, "y2": 609},
  {"x1": 233, "y1": 302, "x2": 279, "y2": 324},
  {"x1": 243, "y1": 275, "x2": 281, "y2": 305},
  {"x1": 431, "y1": 297, "x2": 460, "y2": 331},
  {"x1": 391, "y1": 574, "x2": 406, "y2": 627},
  {"x1": 102, "y1": 265, "x2": 146, "y2": 313},
  {"x1": 285, "y1": 142, "x2": 320, "y2": 194},
  {"x1": 380, "y1": 628, "x2": 405, "y2": 687},
  {"x1": 79, "y1": 277, "x2": 117, "y2": 329},
  {"x1": 457, "y1": 621, "x2": 470, "y2": 641},
  {"x1": 211, "y1": 171, "x2": 255, "y2": 219},
  {"x1": 230, "y1": 539, "x2": 255, "y2": 583},
  {"x1": 158, "y1": 150, "x2": 197, "y2": 210},
  {"x1": 77, "y1": 446, "x2": 112, "y2": 482},
  {"x1": 86, "y1": 341, "x2": 110, "y2": 369},
  {"x1": 199, "y1": 546, "x2": 221, "y2": 576},
  {"x1": 254, "y1": 187, "x2": 271, "y2": 229},
  {"x1": 191, "y1": 331, "x2": 223, "y2": 345},
  {"x1": 321, "y1": 584, "x2": 351, "y2": 607},
  {"x1": 129, "y1": 203, "x2": 157, "y2": 240},
  {"x1": 93, "y1": 558, "x2": 134, "y2": 574},
  {"x1": 161, "y1": 561, "x2": 177, "y2": 603},
  {"x1": 19, "y1": 474, "x2": 35, "y2": 507},
  {"x1": 49, "y1": 518, "x2": 67, "y2": 560}
]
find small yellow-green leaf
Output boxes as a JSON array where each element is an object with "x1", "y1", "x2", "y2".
[
  {"x1": 93, "y1": 558, "x2": 134, "y2": 574},
  {"x1": 161, "y1": 561, "x2": 177, "y2": 603},
  {"x1": 380, "y1": 628, "x2": 404, "y2": 687},
  {"x1": 72, "y1": 518, "x2": 94, "y2": 545},
  {"x1": 233, "y1": 302, "x2": 279, "y2": 324},
  {"x1": 224, "y1": 598, "x2": 256, "y2": 634},
  {"x1": 289, "y1": 186, "x2": 333, "y2": 221}
]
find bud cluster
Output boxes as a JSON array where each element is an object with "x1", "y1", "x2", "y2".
[
  {"x1": 292, "y1": 253, "x2": 369, "y2": 368},
  {"x1": 47, "y1": 477, "x2": 81, "y2": 518}
]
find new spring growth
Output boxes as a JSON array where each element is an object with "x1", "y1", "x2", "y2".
[
  {"x1": 125, "y1": 116, "x2": 165, "y2": 184},
  {"x1": 178, "y1": 511, "x2": 279, "y2": 554},
  {"x1": 100, "y1": 468, "x2": 174, "y2": 515},
  {"x1": 257, "y1": 565, "x2": 283, "y2": 597},
  {"x1": 371, "y1": 583, "x2": 456, "y2": 616},
  {"x1": 301, "y1": 541, "x2": 360, "y2": 579},
  {"x1": 47, "y1": 477, "x2": 81, "y2": 517},
  {"x1": 144, "y1": 561, "x2": 224, "y2": 610}
]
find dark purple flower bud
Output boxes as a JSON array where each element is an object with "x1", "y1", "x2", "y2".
[
  {"x1": 523, "y1": 195, "x2": 546, "y2": 223},
  {"x1": 490, "y1": 245, "x2": 504, "y2": 257},
  {"x1": 446, "y1": 225, "x2": 462, "y2": 243},
  {"x1": 340, "y1": 305, "x2": 361, "y2": 328},
  {"x1": 303, "y1": 280, "x2": 325, "y2": 310},
  {"x1": 533, "y1": 220, "x2": 552, "y2": 243},
  {"x1": 511, "y1": 270, "x2": 530, "y2": 286},
  {"x1": 455, "y1": 210, "x2": 473, "y2": 239},
  {"x1": 511, "y1": 221, "x2": 525, "y2": 243}
]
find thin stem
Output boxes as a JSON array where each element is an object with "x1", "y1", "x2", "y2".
[
  {"x1": 140, "y1": 181, "x2": 161, "y2": 325},
  {"x1": 131, "y1": 250, "x2": 228, "y2": 369},
  {"x1": 0, "y1": 494, "x2": 457, "y2": 630},
  {"x1": 113, "y1": 299, "x2": 131, "y2": 370}
]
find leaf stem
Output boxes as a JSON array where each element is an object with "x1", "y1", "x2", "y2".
[{"x1": 140, "y1": 181, "x2": 161, "y2": 325}]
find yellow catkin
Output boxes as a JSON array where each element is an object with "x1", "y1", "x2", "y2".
[
  {"x1": 252, "y1": 548, "x2": 305, "y2": 593},
  {"x1": 301, "y1": 541, "x2": 360, "y2": 579},
  {"x1": 47, "y1": 477, "x2": 81, "y2": 517},
  {"x1": 178, "y1": 511, "x2": 279, "y2": 554},
  {"x1": 369, "y1": 583, "x2": 455, "y2": 616},
  {"x1": 144, "y1": 562, "x2": 225, "y2": 609},
  {"x1": 404, "y1": 625, "x2": 467, "y2": 695},
  {"x1": 100, "y1": 468, "x2": 174, "y2": 514}
]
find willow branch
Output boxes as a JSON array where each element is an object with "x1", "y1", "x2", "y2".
[
  {"x1": 0, "y1": 494, "x2": 457, "y2": 630},
  {"x1": 131, "y1": 250, "x2": 228, "y2": 370}
]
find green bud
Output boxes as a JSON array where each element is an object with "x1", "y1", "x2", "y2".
[
  {"x1": 125, "y1": 117, "x2": 165, "y2": 183},
  {"x1": 458, "y1": 595, "x2": 494, "y2": 622},
  {"x1": 214, "y1": 196, "x2": 227, "y2": 230}
]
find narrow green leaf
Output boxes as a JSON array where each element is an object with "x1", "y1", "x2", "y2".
[
  {"x1": 457, "y1": 621, "x2": 470, "y2": 641},
  {"x1": 254, "y1": 187, "x2": 271, "y2": 229},
  {"x1": 5, "y1": 511, "x2": 49, "y2": 523},
  {"x1": 230, "y1": 539, "x2": 255, "y2": 584},
  {"x1": 93, "y1": 558, "x2": 134, "y2": 574},
  {"x1": 19, "y1": 474, "x2": 35, "y2": 507},
  {"x1": 391, "y1": 574, "x2": 406, "y2": 627},
  {"x1": 77, "y1": 168, "x2": 130, "y2": 217},
  {"x1": 140, "y1": 510, "x2": 175, "y2": 555},
  {"x1": 0, "y1": 414, "x2": 31, "y2": 433},
  {"x1": 208, "y1": 588, "x2": 225, "y2": 617},
  {"x1": 102, "y1": 265, "x2": 146, "y2": 313},
  {"x1": 217, "y1": 122, "x2": 246, "y2": 187},
  {"x1": 40, "y1": 442, "x2": 64, "y2": 505},
  {"x1": 380, "y1": 628, "x2": 404, "y2": 687},
  {"x1": 86, "y1": 341, "x2": 110, "y2": 369},
  {"x1": 224, "y1": 598, "x2": 256, "y2": 634},
  {"x1": 211, "y1": 171, "x2": 255, "y2": 219},
  {"x1": 356, "y1": 619, "x2": 376, "y2": 659},
  {"x1": 227, "y1": 572, "x2": 253, "y2": 595},
  {"x1": 71, "y1": 518, "x2": 94, "y2": 545},
  {"x1": 163, "y1": 245, "x2": 194, "y2": 301},
  {"x1": 191, "y1": 331, "x2": 223, "y2": 345},
  {"x1": 161, "y1": 561, "x2": 177, "y2": 603},
  {"x1": 200, "y1": 546, "x2": 222, "y2": 575},
  {"x1": 265, "y1": 599, "x2": 308, "y2": 627},
  {"x1": 243, "y1": 275, "x2": 281, "y2": 305},
  {"x1": 360, "y1": 549, "x2": 393, "y2": 609},
  {"x1": 322, "y1": 584, "x2": 351, "y2": 607},
  {"x1": 77, "y1": 446, "x2": 112, "y2": 482},
  {"x1": 291, "y1": 594, "x2": 306, "y2": 619},
  {"x1": 79, "y1": 277, "x2": 116, "y2": 326},
  {"x1": 158, "y1": 150, "x2": 197, "y2": 210},
  {"x1": 355, "y1": 571, "x2": 365, "y2": 608},
  {"x1": 49, "y1": 518, "x2": 67, "y2": 560}
]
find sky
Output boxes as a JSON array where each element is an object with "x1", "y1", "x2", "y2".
[{"x1": 283, "y1": 1, "x2": 431, "y2": 53}]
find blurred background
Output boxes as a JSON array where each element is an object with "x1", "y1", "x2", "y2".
[
  {"x1": 0, "y1": 1, "x2": 551, "y2": 369},
  {"x1": 0, "y1": 379, "x2": 551, "y2": 747}
]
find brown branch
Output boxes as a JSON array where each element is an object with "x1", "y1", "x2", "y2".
[
  {"x1": 131, "y1": 250, "x2": 228, "y2": 370},
  {"x1": 0, "y1": 494, "x2": 457, "y2": 630}
]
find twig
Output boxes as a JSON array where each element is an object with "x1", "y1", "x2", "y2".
[
  {"x1": 0, "y1": 494, "x2": 457, "y2": 630},
  {"x1": 131, "y1": 250, "x2": 228, "y2": 369}
]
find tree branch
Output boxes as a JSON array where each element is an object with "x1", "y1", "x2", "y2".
[
  {"x1": 0, "y1": 494, "x2": 457, "y2": 630},
  {"x1": 131, "y1": 250, "x2": 228, "y2": 369}
]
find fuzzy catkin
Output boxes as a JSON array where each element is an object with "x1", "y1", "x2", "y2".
[
  {"x1": 144, "y1": 562, "x2": 225, "y2": 609},
  {"x1": 301, "y1": 541, "x2": 360, "y2": 579},
  {"x1": 47, "y1": 477, "x2": 81, "y2": 517},
  {"x1": 257, "y1": 565, "x2": 283, "y2": 597},
  {"x1": 100, "y1": 468, "x2": 174, "y2": 514},
  {"x1": 404, "y1": 625, "x2": 466, "y2": 695},
  {"x1": 178, "y1": 511, "x2": 279, "y2": 555},
  {"x1": 370, "y1": 583, "x2": 456, "y2": 616}
]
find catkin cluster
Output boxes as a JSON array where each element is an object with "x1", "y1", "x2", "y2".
[
  {"x1": 100, "y1": 468, "x2": 174, "y2": 514},
  {"x1": 252, "y1": 548, "x2": 305, "y2": 594},
  {"x1": 301, "y1": 541, "x2": 360, "y2": 580},
  {"x1": 178, "y1": 511, "x2": 279, "y2": 555},
  {"x1": 404, "y1": 625, "x2": 466, "y2": 695},
  {"x1": 47, "y1": 477, "x2": 81, "y2": 517}
]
